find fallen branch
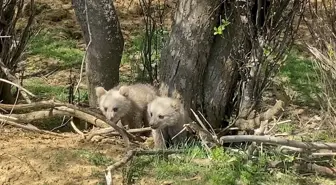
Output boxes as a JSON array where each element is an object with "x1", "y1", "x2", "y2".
[
  {"x1": 105, "y1": 149, "x2": 184, "y2": 185},
  {"x1": 70, "y1": 120, "x2": 84, "y2": 137},
  {"x1": 63, "y1": 104, "x2": 144, "y2": 145},
  {"x1": 2, "y1": 119, "x2": 70, "y2": 137},
  {"x1": 220, "y1": 135, "x2": 336, "y2": 150},
  {"x1": 279, "y1": 146, "x2": 336, "y2": 157},
  {"x1": 4, "y1": 106, "x2": 110, "y2": 128},
  {"x1": 0, "y1": 100, "x2": 64, "y2": 111},
  {"x1": 0, "y1": 100, "x2": 142, "y2": 146},
  {"x1": 85, "y1": 127, "x2": 152, "y2": 141}
]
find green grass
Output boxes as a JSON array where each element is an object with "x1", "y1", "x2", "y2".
[
  {"x1": 127, "y1": 145, "x2": 333, "y2": 184},
  {"x1": 277, "y1": 122, "x2": 296, "y2": 134},
  {"x1": 24, "y1": 78, "x2": 69, "y2": 101},
  {"x1": 48, "y1": 148, "x2": 114, "y2": 172},
  {"x1": 75, "y1": 149, "x2": 114, "y2": 166},
  {"x1": 24, "y1": 77, "x2": 88, "y2": 102},
  {"x1": 27, "y1": 30, "x2": 83, "y2": 68},
  {"x1": 23, "y1": 28, "x2": 169, "y2": 100},
  {"x1": 279, "y1": 49, "x2": 321, "y2": 105}
]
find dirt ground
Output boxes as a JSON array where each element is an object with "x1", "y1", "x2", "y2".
[{"x1": 0, "y1": 127, "x2": 128, "y2": 185}]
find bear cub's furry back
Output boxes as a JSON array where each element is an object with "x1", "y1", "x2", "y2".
[{"x1": 96, "y1": 83, "x2": 158, "y2": 129}]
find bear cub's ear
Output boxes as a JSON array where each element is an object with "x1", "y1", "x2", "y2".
[
  {"x1": 95, "y1": 86, "x2": 107, "y2": 98},
  {"x1": 119, "y1": 86, "x2": 130, "y2": 98},
  {"x1": 170, "y1": 99, "x2": 181, "y2": 111}
]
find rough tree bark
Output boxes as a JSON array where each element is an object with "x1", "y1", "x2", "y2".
[
  {"x1": 160, "y1": 0, "x2": 239, "y2": 128},
  {"x1": 72, "y1": 0, "x2": 124, "y2": 107},
  {"x1": 160, "y1": 0, "x2": 303, "y2": 129}
]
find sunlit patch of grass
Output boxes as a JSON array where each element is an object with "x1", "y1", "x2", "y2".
[
  {"x1": 311, "y1": 130, "x2": 336, "y2": 142},
  {"x1": 127, "y1": 145, "x2": 335, "y2": 184},
  {"x1": 277, "y1": 122, "x2": 296, "y2": 134},
  {"x1": 280, "y1": 50, "x2": 321, "y2": 106},
  {"x1": 48, "y1": 148, "x2": 114, "y2": 174},
  {"x1": 49, "y1": 149, "x2": 78, "y2": 170},
  {"x1": 27, "y1": 31, "x2": 83, "y2": 68},
  {"x1": 24, "y1": 77, "x2": 88, "y2": 102},
  {"x1": 75, "y1": 149, "x2": 114, "y2": 166},
  {"x1": 24, "y1": 78, "x2": 68, "y2": 101}
]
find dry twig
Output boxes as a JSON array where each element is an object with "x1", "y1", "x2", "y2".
[
  {"x1": 220, "y1": 135, "x2": 336, "y2": 150},
  {"x1": 85, "y1": 127, "x2": 151, "y2": 141}
]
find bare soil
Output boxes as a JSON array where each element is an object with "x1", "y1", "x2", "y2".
[{"x1": 0, "y1": 127, "x2": 128, "y2": 185}]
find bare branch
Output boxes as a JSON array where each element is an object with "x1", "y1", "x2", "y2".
[
  {"x1": 70, "y1": 120, "x2": 85, "y2": 137},
  {"x1": 220, "y1": 135, "x2": 336, "y2": 150},
  {"x1": 85, "y1": 127, "x2": 151, "y2": 141},
  {"x1": 0, "y1": 100, "x2": 143, "y2": 146},
  {"x1": 0, "y1": 78, "x2": 35, "y2": 97},
  {"x1": 1, "y1": 118, "x2": 71, "y2": 137},
  {"x1": 74, "y1": 0, "x2": 92, "y2": 95}
]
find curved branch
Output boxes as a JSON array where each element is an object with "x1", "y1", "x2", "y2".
[{"x1": 0, "y1": 78, "x2": 35, "y2": 97}]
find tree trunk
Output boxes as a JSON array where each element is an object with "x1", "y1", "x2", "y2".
[
  {"x1": 72, "y1": 0, "x2": 124, "y2": 107},
  {"x1": 160, "y1": 0, "x2": 303, "y2": 129},
  {"x1": 160, "y1": 0, "x2": 240, "y2": 128}
]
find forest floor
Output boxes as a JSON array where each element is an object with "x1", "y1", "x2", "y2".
[{"x1": 0, "y1": 0, "x2": 336, "y2": 185}]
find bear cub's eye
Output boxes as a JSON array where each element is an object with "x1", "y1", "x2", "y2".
[
  {"x1": 113, "y1": 107, "x2": 118, "y2": 112},
  {"x1": 158, "y1": 115, "x2": 164, "y2": 119}
]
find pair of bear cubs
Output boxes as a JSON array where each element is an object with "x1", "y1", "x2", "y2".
[{"x1": 95, "y1": 83, "x2": 191, "y2": 149}]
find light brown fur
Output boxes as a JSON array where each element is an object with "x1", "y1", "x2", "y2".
[
  {"x1": 147, "y1": 95, "x2": 191, "y2": 149},
  {"x1": 95, "y1": 83, "x2": 158, "y2": 130}
]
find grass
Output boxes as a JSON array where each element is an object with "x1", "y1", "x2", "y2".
[
  {"x1": 27, "y1": 30, "x2": 83, "y2": 69},
  {"x1": 75, "y1": 149, "x2": 114, "y2": 166},
  {"x1": 279, "y1": 49, "x2": 321, "y2": 106},
  {"x1": 23, "y1": 28, "x2": 169, "y2": 100},
  {"x1": 24, "y1": 78, "x2": 69, "y2": 101},
  {"x1": 127, "y1": 145, "x2": 335, "y2": 184},
  {"x1": 276, "y1": 122, "x2": 296, "y2": 134},
  {"x1": 51, "y1": 148, "x2": 114, "y2": 167}
]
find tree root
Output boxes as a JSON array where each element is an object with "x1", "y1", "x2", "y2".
[
  {"x1": 105, "y1": 149, "x2": 184, "y2": 185},
  {"x1": 235, "y1": 100, "x2": 285, "y2": 131}
]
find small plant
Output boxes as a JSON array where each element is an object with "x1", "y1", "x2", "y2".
[
  {"x1": 213, "y1": 19, "x2": 230, "y2": 36},
  {"x1": 75, "y1": 149, "x2": 114, "y2": 166}
]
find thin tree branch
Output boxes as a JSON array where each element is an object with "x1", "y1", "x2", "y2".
[{"x1": 220, "y1": 135, "x2": 336, "y2": 150}]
